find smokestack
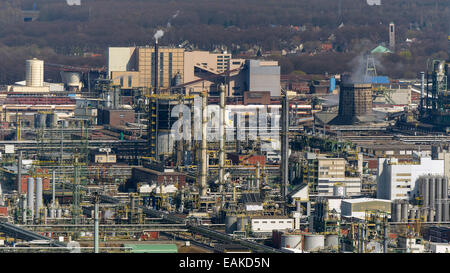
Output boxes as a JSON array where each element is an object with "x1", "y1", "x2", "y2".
[
  {"x1": 199, "y1": 91, "x2": 208, "y2": 197},
  {"x1": 219, "y1": 83, "x2": 226, "y2": 194},
  {"x1": 154, "y1": 41, "x2": 159, "y2": 94}
]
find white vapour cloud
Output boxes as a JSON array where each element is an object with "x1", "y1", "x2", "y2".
[{"x1": 154, "y1": 30, "x2": 164, "y2": 42}]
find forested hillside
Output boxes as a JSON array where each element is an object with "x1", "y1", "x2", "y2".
[{"x1": 1, "y1": 0, "x2": 449, "y2": 83}]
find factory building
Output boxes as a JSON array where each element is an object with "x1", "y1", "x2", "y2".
[
  {"x1": 377, "y1": 154, "x2": 445, "y2": 201},
  {"x1": 301, "y1": 153, "x2": 362, "y2": 199},
  {"x1": 250, "y1": 216, "x2": 294, "y2": 233},
  {"x1": 341, "y1": 198, "x2": 391, "y2": 220},
  {"x1": 108, "y1": 46, "x2": 184, "y2": 90}
]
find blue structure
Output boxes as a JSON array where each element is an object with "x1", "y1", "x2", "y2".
[
  {"x1": 371, "y1": 76, "x2": 389, "y2": 84},
  {"x1": 329, "y1": 77, "x2": 336, "y2": 92}
]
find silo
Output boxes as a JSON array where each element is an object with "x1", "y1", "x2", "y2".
[
  {"x1": 35, "y1": 177, "x2": 43, "y2": 217},
  {"x1": 26, "y1": 177, "x2": 34, "y2": 218},
  {"x1": 436, "y1": 178, "x2": 442, "y2": 204},
  {"x1": 423, "y1": 177, "x2": 430, "y2": 207},
  {"x1": 429, "y1": 177, "x2": 436, "y2": 207},
  {"x1": 436, "y1": 203, "x2": 442, "y2": 222},
  {"x1": 421, "y1": 208, "x2": 428, "y2": 223},
  {"x1": 325, "y1": 234, "x2": 339, "y2": 248},
  {"x1": 443, "y1": 177, "x2": 449, "y2": 200},
  {"x1": 281, "y1": 234, "x2": 302, "y2": 249},
  {"x1": 442, "y1": 201, "x2": 449, "y2": 222},
  {"x1": 25, "y1": 58, "x2": 44, "y2": 87},
  {"x1": 57, "y1": 208, "x2": 62, "y2": 218},
  {"x1": 303, "y1": 234, "x2": 325, "y2": 252},
  {"x1": 428, "y1": 208, "x2": 435, "y2": 222},
  {"x1": 401, "y1": 201, "x2": 409, "y2": 222}
]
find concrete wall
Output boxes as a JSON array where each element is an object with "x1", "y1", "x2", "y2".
[{"x1": 246, "y1": 60, "x2": 281, "y2": 97}]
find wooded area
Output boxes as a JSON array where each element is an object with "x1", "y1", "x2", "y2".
[{"x1": 0, "y1": 0, "x2": 449, "y2": 83}]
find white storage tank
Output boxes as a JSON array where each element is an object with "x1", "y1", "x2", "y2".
[
  {"x1": 281, "y1": 234, "x2": 302, "y2": 249},
  {"x1": 26, "y1": 58, "x2": 44, "y2": 87},
  {"x1": 303, "y1": 234, "x2": 325, "y2": 252}
]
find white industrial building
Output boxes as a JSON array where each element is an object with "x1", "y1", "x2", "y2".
[
  {"x1": 429, "y1": 242, "x2": 450, "y2": 253},
  {"x1": 377, "y1": 153, "x2": 444, "y2": 201},
  {"x1": 250, "y1": 216, "x2": 293, "y2": 233},
  {"x1": 341, "y1": 198, "x2": 391, "y2": 220}
]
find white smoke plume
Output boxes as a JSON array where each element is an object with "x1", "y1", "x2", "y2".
[
  {"x1": 167, "y1": 10, "x2": 180, "y2": 28},
  {"x1": 154, "y1": 29, "x2": 164, "y2": 43},
  {"x1": 348, "y1": 52, "x2": 384, "y2": 83}
]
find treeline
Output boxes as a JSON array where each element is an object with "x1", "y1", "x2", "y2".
[{"x1": 0, "y1": 0, "x2": 449, "y2": 83}]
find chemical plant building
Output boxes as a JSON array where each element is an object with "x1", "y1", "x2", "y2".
[
  {"x1": 377, "y1": 153, "x2": 445, "y2": 200},
  {"x1": 3, "y1": 28, "x2": 450, "y2": 254}
]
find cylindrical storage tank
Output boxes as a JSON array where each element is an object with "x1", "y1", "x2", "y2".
[
  {"x1": 325, "y1": 234, "x2": 339, "y2": 248},
  {"x1": 395, "y1": 201, "x2": 401, "y2": 222},
  {"x1": 57, "y1": 209, "x2": 62, "y2": 218},
  {"x1": 429, "y1": 178, "x2": 436, "y2": 207},
  {"x1": 281, "y1": 234, "x2": 302, "y2": 249},
  {"x1": 423, "y1": 178, "x2": 430, "y2": 206},
  {"x1": 26, "y1": 177, "x2": 34, "y2": 216},
  {"x1": 436, "y1": 178, "x2": 442, "y2": 205},
  {"x1": 26, "y1": 59, "x2": 44, "y2": 87},
  {"x1": 436, "y1": 203, "x2": 442, "y2": 222},
  {"x1": 442, "y1": 201, "x2": 449, "y2": 222},
  {"x1": 401, "y1": 201, "x2": 409, "y2": 222},
  {"x1": 303, "y1": 234, "x2": 325, "y2": 252},
  {"x1": 64, "y1": 71, "x2": 82, "y2": 87},
  {"x1": 443, "y1": 177, "x2": 449, "y2": 200},
  {"x1": 35, "y1": 177, "x2": 43, "y2": 213},
  {"x1": 49, "y1": 209, "x2": 56, "y2": 219}
]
